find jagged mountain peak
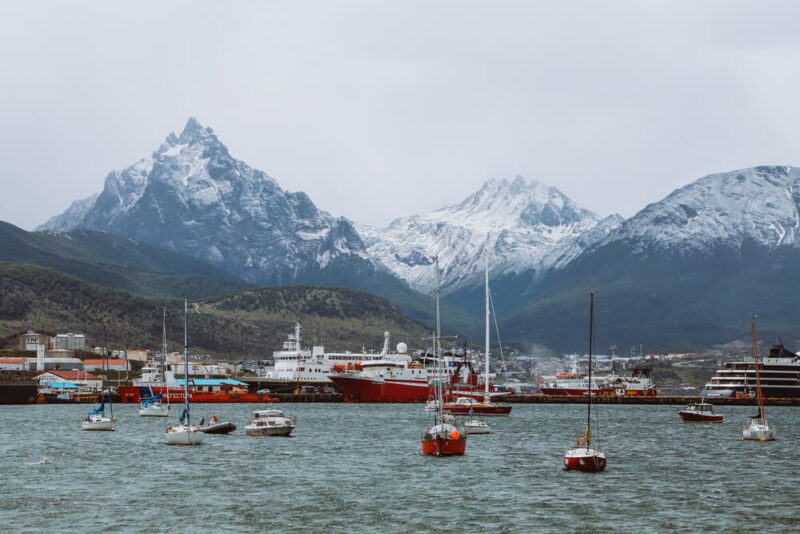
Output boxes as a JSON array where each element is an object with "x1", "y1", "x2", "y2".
[
  {"x1": 604, "y1": 165, "x2": 800, "y2": 255},
  {"x1": 359, "y1": 175, "x2": 621, "y2": 293},
  {"x1": 36, "y1": 118, "x2": 371, "y2": 286}
]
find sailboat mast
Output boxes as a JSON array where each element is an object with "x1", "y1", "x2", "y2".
[
  {"x1": 587, "y1": 292, "x2": 594, "y2": 443},
  {"x1": 103, "y1": 319, "x2": 112, "y2": 416},
  {"x1": 484, "y1": 253, "x2": 490, "y2": 402},
  {"x1": 162, "y1": 308, "x2": 167, "y2": 357},
  {"x1": 184, "y1": 299, "x2": 190, "y2": 426},
  {"x1": 434, "y1": 257, "x2": 443, "y2": 419},
  {"x1": 751, "y1": 318, "x2": 766, "y2": 425}
]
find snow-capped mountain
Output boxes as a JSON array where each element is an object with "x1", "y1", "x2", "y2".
[
  {"x1": 38, "y1": 118, "x2": 369, "y2": 285},
  {"x1": 357, "y1": 176, "x2": 623, "y2": 293},
  {"x1": 600, "y1": 166, "x2": 800, "y2": 255}
]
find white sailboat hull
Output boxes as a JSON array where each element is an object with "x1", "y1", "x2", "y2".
[
  {"x1": 165, "y1": 424, "x2": 204, "y2": 445},
  {"x1": 81, "y1": 415, "x2": 114, "y2": 431},
  {"x1": 139, "y1": 404, "x2": 170, "y2": 417},
  {"x1": 743, "y1": 422, "x2": 776, "y2": 441}
]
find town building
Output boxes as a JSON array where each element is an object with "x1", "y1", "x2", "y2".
[
  {"x1": 35, "y1": 370, "x2": 102, "y2": 391},
  {"x1": 82, "y1": 359, "x2": 130, "y2": 373},
  {"x1": 19, "y1": 331, "x2": 49, "y2": 351},
  {"x1": 53, "y1": 333, "x2": 86, "y2": 351},
  {"x1": 0, "y1": 358, "x2": 26, "y2": 371}
]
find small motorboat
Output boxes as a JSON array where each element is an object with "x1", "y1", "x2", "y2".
[
  {"x1": 678, "y1": 400, "x2": 723, "y2": 423},
  {"x1": 463, "y1": 418, "x2": 491, "y2": 434},
  {"x1": 245, "y1": 409, "x2": 296, "y2": 436},
  {"x1": 199, "y1": 415, "x2": 236, "y2": 434}
]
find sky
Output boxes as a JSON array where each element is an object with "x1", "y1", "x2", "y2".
[{"x1": 2, "y1": 1, "x2": 800, "y2": 231}]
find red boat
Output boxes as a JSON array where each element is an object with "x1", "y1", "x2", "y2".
[
  {"x1": 563, "y1": 292, "x2": 607, "y2": 473},
  {"x1": 442, "y1": 396, "x2": 511, "y2": 416},
  {"x1": 678, "y1": 401, "x2": 723, "y2": 423},
  {"x1": 421, "y1": 424, "x2": 466, "y2": 456}
]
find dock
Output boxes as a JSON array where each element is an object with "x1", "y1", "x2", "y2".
[{"x1": 502, "y1": 394, "x2": 800, "y2": 406}]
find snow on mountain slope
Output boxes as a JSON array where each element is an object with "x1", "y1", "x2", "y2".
[
  {"x1": 601, "y1": 166, "x2": 800, "y2": 255},
  {"x1": 37, "y1": 118, "x2": 369, "y2": 285},
  {"x1": 357, "y1": 176, "x2": 623, "y2": 293}
]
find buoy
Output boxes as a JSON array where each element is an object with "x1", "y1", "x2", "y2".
[{"x1": 449, "y1": 430, "x2": 460, "y2": 440}]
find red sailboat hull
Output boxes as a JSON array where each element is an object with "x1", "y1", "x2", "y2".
[
  {"x1": 563, "y1": 450, "x2": 607, "y2": 472},
  {"x1": 421, "y1": 436, "x2": 466, "y2": 456}
]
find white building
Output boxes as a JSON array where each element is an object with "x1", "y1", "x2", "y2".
[
  {"x1": 53, "y1": 333, "x2": 86, "y2": 351},
  {"x1": 0, "y1": 358, "x2": 25, "y2": 371},
  {"x1": 36, "y1": 370, "x2": 102, "y2": 391},
  {"x1": 83, "y1": 359, "x2": 130, "y2": 373}
]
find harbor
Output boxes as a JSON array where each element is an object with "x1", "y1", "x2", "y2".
[{"x1": 2, "y1": 402, "x2": 797, "y2": 532}]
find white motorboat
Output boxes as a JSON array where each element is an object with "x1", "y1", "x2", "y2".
[
  {"x1": 464, "y1": 418, "x2": 491, "y2": 434},
  {"x1": 139, "y1": 393, "x2": 170, "y2": 417},
  {"x1": 165, "y1": 300, "x2": 203, "y2": 446},
  {"x1": 245, "y1": 409, "x2": 296, "y2": 436}
]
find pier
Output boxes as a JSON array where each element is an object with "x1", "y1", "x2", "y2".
[{"x1": 502, "y1": 394, "x2": 800, "y2": 406}]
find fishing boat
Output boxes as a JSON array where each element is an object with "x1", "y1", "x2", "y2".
[
  {"x1": 421, "y1": 257, "x2": 466, "y2": 457},
  {"x1": 678, "y1": 400, "x2": 723, "y2": 423},
  {"x1": 199, "y1": 414, "x2": 237, "y2": 434},
  {"x1": 165, "y1": 300, "x2": 204, "y2": 446},
  {"x1": 245, "y1": 409, "x2": 296, "y2": 436},
  {"x1": 81, "y1": 324, "x2": 115, "y2": 431},
  {"x1": 743, "y1": 318, "x2": 776, "y2": 441},
  {"x1": 563, "y1": 292, "x2": 607, "y2": 473}
]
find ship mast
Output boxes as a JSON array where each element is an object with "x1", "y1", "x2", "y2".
[
  {"x1": 484, "y1": 252, "x2": 490, "y2": 403},
  {"x1": 435, "y1": 256, "x2": 443, "y2": 421},
  {"x1": 586, "y1": 292, "x2": 594, "y2": 445},
  {"x1": 184, "y1": 299, "x2": 190, "y2": 427},
  {"x1": 751, "y1": 317, "x2": 767, "y2": 426}
]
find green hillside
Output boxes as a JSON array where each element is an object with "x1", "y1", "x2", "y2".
[
  {"x1": 0, "y1": 262, "x2": 432, "y2": 359},
  {"x1": 0, "y1": 221, "x2": 251, "y2": 299}
]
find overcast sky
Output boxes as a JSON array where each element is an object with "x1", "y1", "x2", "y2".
[{"x1": 1, "y1": 1, "x2": 799, "y2": 231}]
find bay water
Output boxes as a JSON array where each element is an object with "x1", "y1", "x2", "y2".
[{"x1": 1, "y1": 403, "x2": 797, "y2": 532}]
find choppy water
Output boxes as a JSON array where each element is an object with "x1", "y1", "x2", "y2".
[{"x1": 1, "y1": 403, "x2": 797, "y2": 533}]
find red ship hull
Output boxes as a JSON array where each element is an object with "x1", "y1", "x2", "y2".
[
  {"x1": 329, "y1": 375, "x2": 484, "y2": 403},
  {"x1": 118, "y1": 386, "x2": 278, "y2": 404},
  {"x1": 421, "y1": 436, "x2": 466, "y2": 456}
]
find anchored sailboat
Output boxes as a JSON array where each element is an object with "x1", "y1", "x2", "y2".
[
  {"x1": 743, "y1": 318, "x2": 776, "y2": 441},
  {"x1": 563, "y1": 292, "x2": 607, "y2": 473},
  {"x1": 165, "y1": 300, "x2": 203, "y2": 446},
  {"x1": 81, "y1": 321, "x2": 115, "y2": 431},
  {"x1": 139, "y1": 308, "x2": 171, "y2": 417},
  {"x1": 421, "y1": 257, "x2": 466, "y2": 456}
]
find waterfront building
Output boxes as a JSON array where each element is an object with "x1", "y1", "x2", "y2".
[
  {"x1": 36, "y1": 370, "x2": 102, "y2": 391},
  {"x1": 53, "y1": 333, "x2": 86, "y2": 351}
]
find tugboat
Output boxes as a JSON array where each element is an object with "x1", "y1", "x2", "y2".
[
  {"x1": 678, "y1": 400, "x2": 723, "y2": 423},
  {"x1": 563, "y1": 292, "x2": 607, "y2": 473}
]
